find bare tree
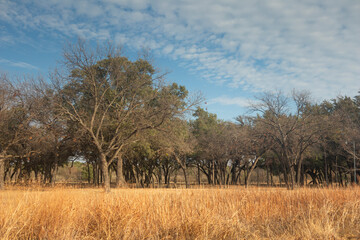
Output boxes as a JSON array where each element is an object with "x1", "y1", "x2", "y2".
[
  {"x1": 250, "y1": 90, "x2": 322, "y2": 189},
  {"x1": 235, "y1": 116, "x2": 274, "y2": 187},
  {"x1": 0, "y1": 74, "x2": 34, "y2": 189}
]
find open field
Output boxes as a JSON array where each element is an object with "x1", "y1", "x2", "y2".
[{"x1": 0, "y1": 187, "x2": 359, "y2": 239}]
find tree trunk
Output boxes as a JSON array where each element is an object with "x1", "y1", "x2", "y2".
[
  {"x1": 244, "y1": 169, "x2": 248, "y2": 186},
  {"x1": 100, "y1": 154, "x2": 111, "y2": 193},
  {"x1": 0, "y1": 158, "x2": 4, "y2": 190},
  {"x1": 87, "y1": 162, "x2": 91, "y2": 184},
  {"x1": 281, "y1": 161, "x2": 289, "y2": 189},
  {"x1": 51, "y1": 161, "x2": 58, "y2": 187},
  {"x1": 237, "y1": 169, "x2": 241, "y2": 185},
  {"x1": 289, "y1": 167, "x2": 295, "y2": 190},
  {"x1": 181, "y1": 166, "x2": 189, "y2": 188},
  {"x1": 43, "y1": 164, "x2": 48, "y2": 184},
  {"x1": 324, "y1": 149, "x2": 328, "y2": 186},
  {"x1": 100, "y1": 168, "x2": 102, "y2": 184},
  {"x1": 93, "y1": 162, "x2": 97, "y2": 186},
  {"x1": 166, "y1": 173, "x2": 171, "y2": 188},
  {"x1": 131, "y1": 165, "x2": 140, "y2": 187},
  {"x1": 174, "y1": 155, "x2": 188, "y2": 188},
  {"x1": 197, "y1": 164, "x2": 201, "y2": 185},
  {"x1": 34, "y1": 169, "x2": 38, "y2": 183},
  {"x1": 158, "y1": 164, "x2": 162, "y2": 187},
  {"x1": 205, "y1": 171, "x2": 211, "y2": 184},
  {"x1": 245, "y1": 155, "x2": 262, "y2": 188},
  {"x1": 163, "y1": 165, "x2": 169, "y2": 185},
  {"x1": 4, "y1": 165, "x2": 10, "y2": 183},
  {"x1": 335, "y1": 155, "x2": 339, "y2": 186},
  {"x1": 279, "y1": 174, "x2": 282, "y2": 187},
  {"x1": 212, "y1": 159, "x2": 215, "y2": 185},
  {"x1": 266, "y1": 165, "x2": 270, "y2": 187},
  {"x1": 300, "y1": 167, "x2": 305, "y2": 186},
  {"x1": 296, "y1": 156, "x2": 304, "y2": 187},
  {"x1": 116, "y1": 155, "x2": 126, "y2": 188},
  {"x1": 283, "y1": 170, "x2": 289, "y2": 189}
]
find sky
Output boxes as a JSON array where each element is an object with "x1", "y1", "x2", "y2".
[{"x1": 0, "y1": 0, "x2": 359, "y2": 121}]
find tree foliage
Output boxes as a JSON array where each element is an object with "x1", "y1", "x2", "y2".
[{"x1": 1, "y1": 42, "x2": 359, "y2": 190}]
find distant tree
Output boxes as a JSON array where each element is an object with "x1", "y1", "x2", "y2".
[
  {"x1": 235, "y1": 115, "x2": 274, "y2": 187},
  {"x1": 250, "y1": 90, "x2": 322, "y2": 189},
  {"x1": 26, "y1": 79, "x2": 75, "y2": 185},
  {"x1": 192, "y1": 108, "x2": 240, "y2": 186},
  {"x1": 330, "y1": 96, "x2": 360, "y2": 183},
  {"x1": 0, "y1": 74, "x2": 34, "y2": 189},
  {"x1": 192, "y1": 107, "x2": 222, "y2": 185},
  {"x1": 162, "y1": 118, "x2": 194, "y2": 188}
]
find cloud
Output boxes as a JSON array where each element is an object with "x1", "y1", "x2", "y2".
[
  {"x1": 0, "y1": 58, "x2": 39, "y2": 70},
  {"x1": 0, "y1": 34, "x2": 13, "y2": 44},
  {"x1": 162, "y1": 44, "x2": 174, "y2": 55},
  {"x1": 1, "y1": 0, "x2": 359, "y2": 100},
  {"x1": 209, "y1": 96, "x2": 253, "y2": 108}
]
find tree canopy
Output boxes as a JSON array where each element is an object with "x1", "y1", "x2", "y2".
[{"x1": 1, "y1": 42, "x2": 359, "y2": 191}]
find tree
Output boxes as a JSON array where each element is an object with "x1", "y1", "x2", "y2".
[
  {"x1": 250, "y1": 90, "x2": 322, "y2": 189},
  {"x1": 0, "y1": 74, "x2": 34, "y2": 189},
  {"x1": 28, "y1": 79, "x2": 74, "y2": 185},
  {"x1": 0, "y1": 74, "x2": 15, "y2": 189},
  {"x1": 192, "y1": 108, "x2": 222, "y2": 185},
  {"x1": 163, "y1": 118, "x2": 194, "y2": 188},
  {"x1": 329, "y1": 96, "x2": 360, "y2": 183},
  {"x1": 192, "y1": 108, "x2": 238, "y2": 186},
  {"x1": 235, "y1": 116, "x2": 274, "y2": 187},
  {"x1": 54, "y1": 41, "x2": 198, "y2": 192}
]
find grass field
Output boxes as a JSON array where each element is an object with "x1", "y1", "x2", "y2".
[{"x1": 0, "y1": 187, "x2": 359, "y2": 239}]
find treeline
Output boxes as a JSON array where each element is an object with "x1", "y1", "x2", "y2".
[{"x1": 0, "y1": 42, "x2": 359, "y2": 191}]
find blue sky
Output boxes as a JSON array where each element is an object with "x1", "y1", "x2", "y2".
[{"x1": 1, "y1": 0, "x2": 359, "y2": 121}]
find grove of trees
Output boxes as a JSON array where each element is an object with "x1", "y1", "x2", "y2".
[{"x1": 1, "y1": 42, "x2": 359, "y2": 191}]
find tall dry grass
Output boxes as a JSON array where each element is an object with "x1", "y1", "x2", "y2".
[{"x1": 0, "y1": 187, "x2": 359, "y2": 239}]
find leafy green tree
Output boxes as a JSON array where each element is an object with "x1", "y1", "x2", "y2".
[
  {"x1": 192, "y1": 107, "x2": 227, "y2": 185},
  {"x1": 55, "y1": 41, "x2": 197, "y2": 192}
]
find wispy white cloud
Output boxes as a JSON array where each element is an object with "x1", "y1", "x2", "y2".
[
  {"x1": 1, "y1": 0, "x2": 359, "y2": 99},
  {"x1": 0, "y1": 58, "x2": 39, "y2": 70},
  {"x1": 0, "y1": 34, "x2": 13, "y2": 44},
  {"x1": 209, "y1": 96, "x2": 252, "y2": 108}
]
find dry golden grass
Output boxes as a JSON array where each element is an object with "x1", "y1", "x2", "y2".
[{"x1": 0, "y1": 186, "x2": 359, "y2": 239}]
